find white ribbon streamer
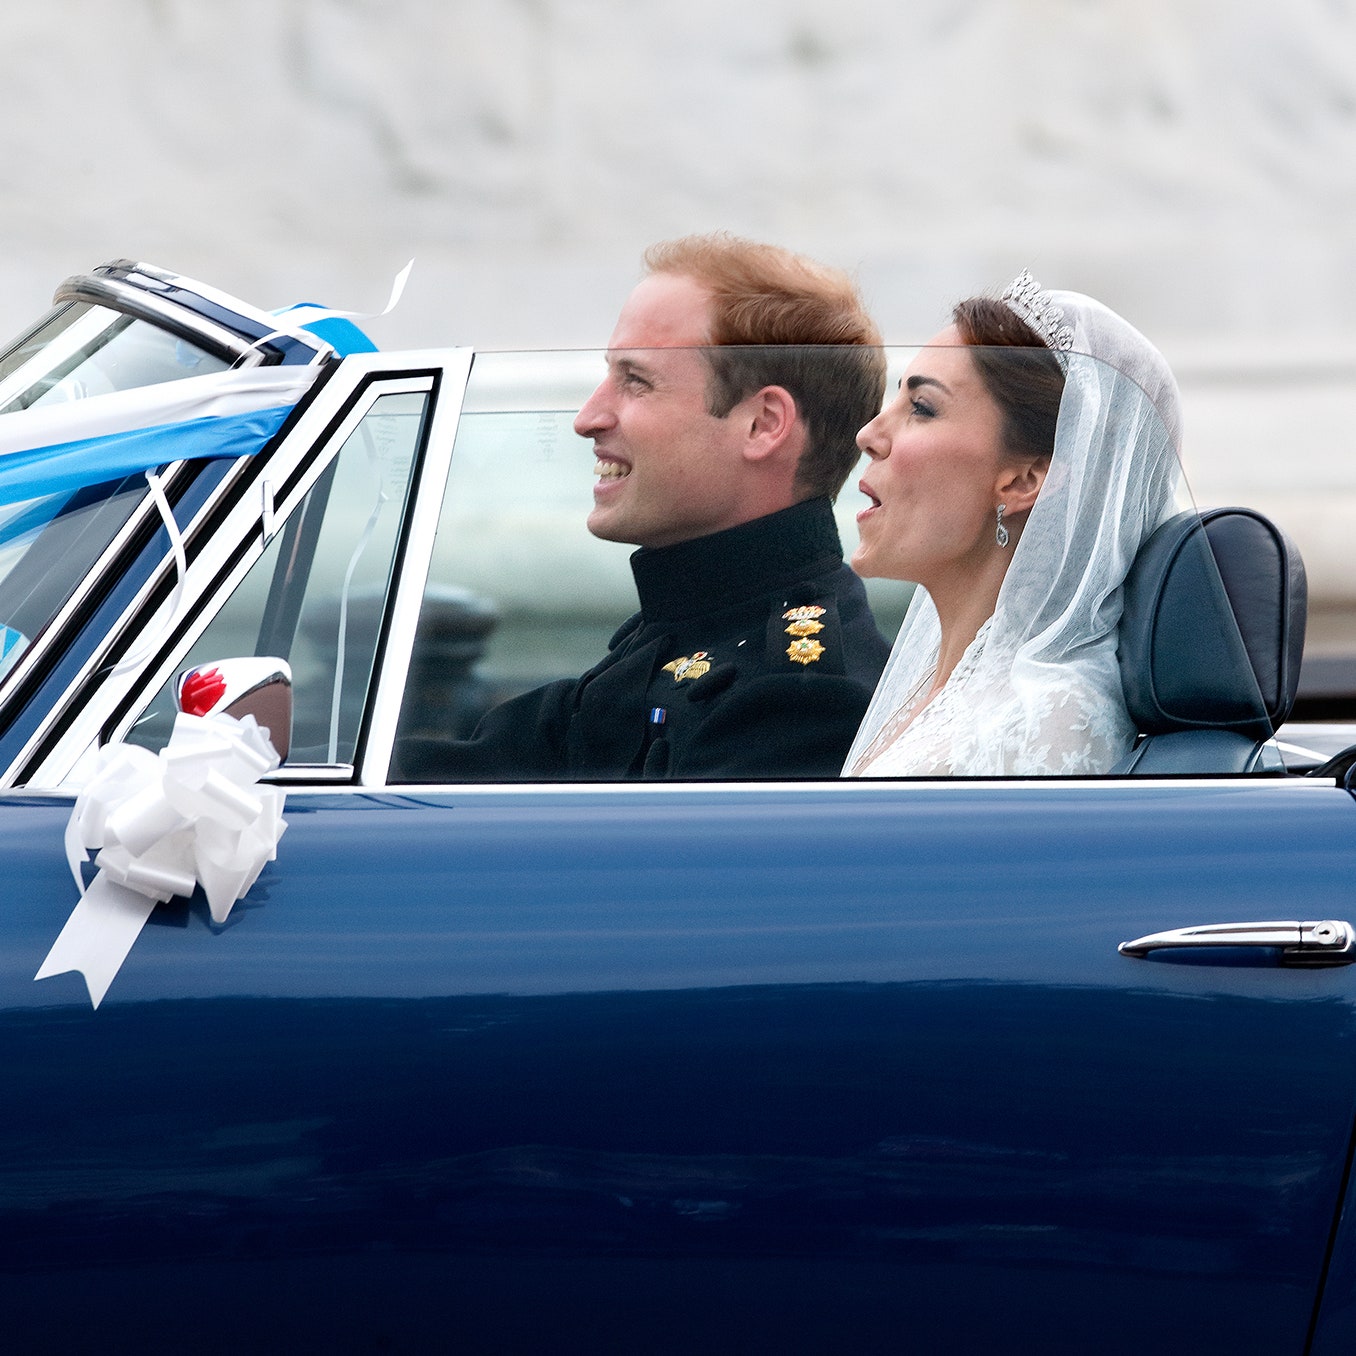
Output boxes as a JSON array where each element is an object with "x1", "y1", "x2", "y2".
[
  {"x1": 234, "y1": 260, "x2": 414, "y2": 365},
  {"x1": 35, "y1": 712, "x2": 286, "y2": 1009},
  {"x1": 0, "y1": 366, "x2": 319, "y2": 459}
]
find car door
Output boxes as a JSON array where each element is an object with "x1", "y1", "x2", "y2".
[
  {"x1": 2, "y1": 347, "x2": 1356, "y2": 1354},
  {"x1": 4, "y1": 777, "x2": 1356, "y2": 1354}
]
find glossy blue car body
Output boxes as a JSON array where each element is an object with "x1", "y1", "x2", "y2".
[{"x1": 0, "y1": 265, "x2": 1354, "y2": 1353}]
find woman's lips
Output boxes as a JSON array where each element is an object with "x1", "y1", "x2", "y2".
[{"x1": 856, "y1": 479, "x2": 882, "y2": 523}]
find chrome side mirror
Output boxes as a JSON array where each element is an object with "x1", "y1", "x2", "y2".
[{"x1": 174, "y1": 657, "x2": 293, "y2": 762}]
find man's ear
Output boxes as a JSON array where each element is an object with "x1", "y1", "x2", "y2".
[
  {"x1": 995, "y1": 457, "x2": 1048, "y2": 515},
  {"x1": 739, "y1": 385, "x2": 800, "y2": 464}
]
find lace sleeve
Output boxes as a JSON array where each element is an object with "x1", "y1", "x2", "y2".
[{"x1": 1005, "y1": 670, "x2": 1137, "y2": 775}]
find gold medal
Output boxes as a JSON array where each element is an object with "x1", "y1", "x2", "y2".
[
  {"x1": 786, "y1": 638, "x2": 826, "y2": 665},
  {"x1": 663, "y1": 651, "x2": 711, "y2": 682},
  {"x1": 785, "y1": 619, "x2": 824, "y2": 638},
  {"x1": 782, "y1": 605, "x2": 827, "y2": 623}
]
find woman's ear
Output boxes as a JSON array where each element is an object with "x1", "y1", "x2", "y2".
[{"x1": 995, "y1": 457, "x2": 1049, "y2": 515}]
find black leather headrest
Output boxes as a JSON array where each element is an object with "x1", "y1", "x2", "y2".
[{"x1": 1118, "y1": 508, "x2": 1307, "y2": 738}]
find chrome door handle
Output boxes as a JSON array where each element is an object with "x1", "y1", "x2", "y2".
[{"x1": 1119, "y1": 920, "x2": 1356, "y2": 967}]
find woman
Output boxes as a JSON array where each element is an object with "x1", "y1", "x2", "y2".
[{"x1": 844, "y1": 272, "x2": 1183, "y2": 776}]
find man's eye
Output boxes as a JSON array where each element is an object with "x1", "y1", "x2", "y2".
[{"x1": 620, "y1": 373, "x2": 651, "y2": 392}]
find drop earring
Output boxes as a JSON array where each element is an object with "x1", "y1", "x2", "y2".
[{"x1": 995, "y1": 504, "x2": 1009, "y2": 548}]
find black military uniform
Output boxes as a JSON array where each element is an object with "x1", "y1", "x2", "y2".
[{"x1": 397, "y1": 497, "x2": 891, "y2": 781}]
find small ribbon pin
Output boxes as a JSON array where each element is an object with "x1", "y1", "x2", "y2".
[{"x1": 35, "y1": 712, "x2": 286, "y2": 1009}]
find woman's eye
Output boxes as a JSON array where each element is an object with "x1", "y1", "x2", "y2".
[{"x1": 910, "y1": 398, "x2": 936, "y2": 419}]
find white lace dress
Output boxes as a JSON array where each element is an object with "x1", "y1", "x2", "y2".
[{"x1": 849, "y1": 620, "x2": 1137, "y2": 777}]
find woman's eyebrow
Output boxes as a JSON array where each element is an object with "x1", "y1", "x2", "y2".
[{"x1": 906, "y1": 374, "x2": 952, "y2": 395}]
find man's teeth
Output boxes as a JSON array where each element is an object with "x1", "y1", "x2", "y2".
[{"x1": 595, "y1": 460, "x2": 630, "y2": 479}]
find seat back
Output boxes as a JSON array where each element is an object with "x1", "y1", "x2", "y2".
[{"x1": 1113, "y1": 507, "x2": 1306, "y2": 774}]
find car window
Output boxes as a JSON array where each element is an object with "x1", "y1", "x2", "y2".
[
  {"x1": 127, "y1": 389, "x2": 428, "y2": 764},
  {"x1": 0, "y1": 303, "x2": 229, "y2": 413}
]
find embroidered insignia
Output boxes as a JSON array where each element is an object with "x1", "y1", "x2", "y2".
[
  {"x1": 786, "y1": 638, "x2": 826, "y2": 665},
  {"x1": 782, "y1": 605, "x2": 827, "y2": 623},
  {"x1": 784, "y1": 619, "x2": 824, "y2": 638},
  {"x1": 663, "y1": 651, "x2": 711, "y2": 682}
]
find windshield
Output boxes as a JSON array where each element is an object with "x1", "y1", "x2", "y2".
[
  {"x1": 0, "y1": 298, "x2": 249, "y2": 688},
  {"x1": 0, "y1": 301, "x2": 229, "y2": 414},
  {"x1": 0, "y1": 477, "x2": 149, "y2": 684}
]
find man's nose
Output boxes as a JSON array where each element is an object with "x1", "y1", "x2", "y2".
[{"x1": 573, "y1": 382, "x2": 615, "y2": 438}]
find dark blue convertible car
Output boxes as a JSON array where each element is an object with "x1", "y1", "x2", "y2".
[{"x1": 1, "y1": 262, "x2": 1354, "y2": 1354}]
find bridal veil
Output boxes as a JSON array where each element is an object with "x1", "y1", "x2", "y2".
[{"x1": 845, "y1": 278, "x2": 1186, "y2": 776}]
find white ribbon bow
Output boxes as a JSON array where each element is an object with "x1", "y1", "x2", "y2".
[{"x1": 35, "y1": 712, "x2": 287, "y2": 1009}]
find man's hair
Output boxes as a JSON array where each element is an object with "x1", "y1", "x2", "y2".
[{"x1": 643, "y1": 234, "x2": 885, "y2": 501}]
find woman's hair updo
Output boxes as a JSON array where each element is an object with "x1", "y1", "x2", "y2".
[{"x1": 951, "y1": 297, "x2": 1065, "y2": 464}]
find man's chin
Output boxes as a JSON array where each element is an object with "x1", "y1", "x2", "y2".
[{"x1": 586, "y1": 507, "x2": 637, "y2": 546}]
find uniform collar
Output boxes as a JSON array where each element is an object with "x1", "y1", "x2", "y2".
[{"x1": 630, "y1": 497, "x2": 844, "y2": 625}]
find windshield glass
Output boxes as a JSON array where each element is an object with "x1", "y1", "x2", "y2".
[
  {"x1": 0, "y1": 477, "x2": 149, "y2": 684},
  {"x1": 0, "y1": 301, "x2": 229, "y2": 414}
]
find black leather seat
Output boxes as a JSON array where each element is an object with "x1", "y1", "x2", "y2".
[{"x1": 1113, "y1": 507, "x2": 1307, "y2": 774}]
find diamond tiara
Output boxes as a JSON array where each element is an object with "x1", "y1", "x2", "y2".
[{"x1": 999, "y1": 270, "x2": 1074, "y2": 366}]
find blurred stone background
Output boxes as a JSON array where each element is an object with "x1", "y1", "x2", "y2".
[{"x1": 1, "y1": 0, "x2": 1354, "y2": 671}]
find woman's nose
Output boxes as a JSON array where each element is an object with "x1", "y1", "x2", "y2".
[{"x1": 856, "y1": 415, "x2": 888, "y2": 460}]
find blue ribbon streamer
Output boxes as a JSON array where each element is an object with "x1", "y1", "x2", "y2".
[{"x1": 0, "y1": 403, "x2": 294, "y2": 508}]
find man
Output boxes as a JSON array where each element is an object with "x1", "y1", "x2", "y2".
[{"x1": 402, "y1": 233, "x2": 889, "y2": 780}]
